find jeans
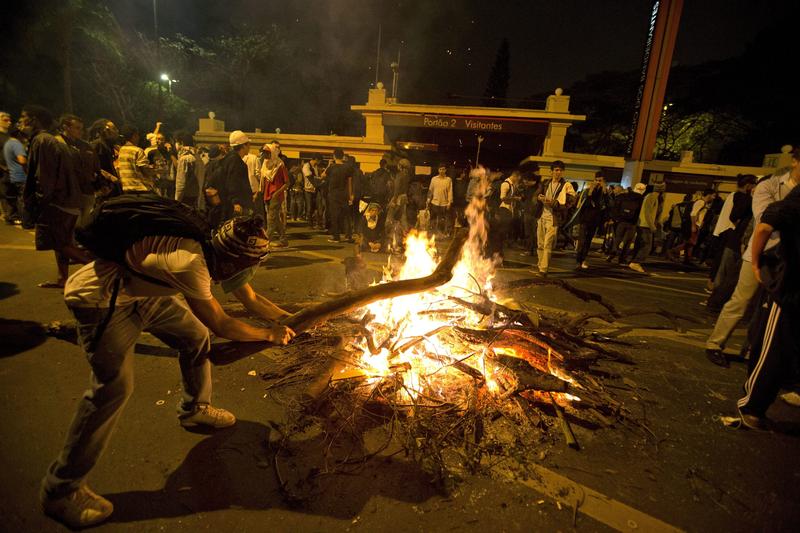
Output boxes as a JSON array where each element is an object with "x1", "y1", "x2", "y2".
[
  {"x1": 42, "y1": 296, "x2": 211, "y2": 497},
  {"x1": 265, "y1": 196, "x2": 286, "y2": 242},
  {"x1": 328, "y1": 199, "x2": 351, "y2": 240},
  {"x1": 536, "y1": 215, "x2": 558, "y2": 272},
  {"x1": 632, "y1": 227, "x2": 653, "y2": 263},
  {"x1": 575, "y1": 218, "x2": 601, "y2": 264},
  {"x1": 609, "y1": 221, "x2": 637, "y2": 263},
  {"x1": 706, "y1": 260, "x2": 759, "y2": 351},
  {"x1": 304, "y1": 191, "x2": 316, "y2": 223}
]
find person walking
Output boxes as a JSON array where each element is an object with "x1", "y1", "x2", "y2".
[
  {"x1": 260, "y1": 141, "x2": 289, "y2": 247},
  {"x1": 629, "y1": 182, "x2": 665, "y2": 273},
  {"x1": 605, "y1": 183, "x2": 645, "y2": 265},
  {"x1": 572, "y1": 173, "x2": 607, "y2": 269},
  {"x1": 735, "y1": 185, "x2": 800, "y2": 429},
  {"x1": 325, "y1": 148, "x2": 353, "y2": 243},
  {"x1": 705, "y1": 149, "x2": 799, "y2": 367},
  {"x1": 535, "y1": 161, "x2": 575, "y2": 276}
]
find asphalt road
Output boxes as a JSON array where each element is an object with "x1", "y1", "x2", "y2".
[{"x1": 1, "y1": 220, "x2": 799, "y2": 532}]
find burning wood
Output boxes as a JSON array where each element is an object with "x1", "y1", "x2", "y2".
[{"x1": 263, "y1": 171, "x2": 646, "y2": 497}]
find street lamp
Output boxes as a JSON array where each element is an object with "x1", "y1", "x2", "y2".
[{"x1": 160, "y1": 73, "x2": 177, "y2": 93}]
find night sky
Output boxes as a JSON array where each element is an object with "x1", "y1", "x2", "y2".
[{"x1": 108, "y1": 0, "x2": 789, "y2": 106}]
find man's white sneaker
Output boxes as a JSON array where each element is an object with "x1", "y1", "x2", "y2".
[
  {"x1": 179, "y1": 404, "x2": 236, "y2": 428},
  {"x1": 780, "y1": 391, "x2": 800, "y2": 407},
  {"x1": 628, "y1": 262, "x2": 645, "y2": 273},
  {"x1": 580, "y1": 261, "x2": 589, "y2": 269},
  {"x1": 42, "y1": 485, "x2": 113, "y2": 529}
]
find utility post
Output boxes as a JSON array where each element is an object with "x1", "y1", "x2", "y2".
[{"x1": 623, "y1": 0, "x2": 684, "y2": 188}]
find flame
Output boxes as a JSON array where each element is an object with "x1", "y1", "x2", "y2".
[{"x1": 351, "y1": 166, "x2": 577, "y2": 405}]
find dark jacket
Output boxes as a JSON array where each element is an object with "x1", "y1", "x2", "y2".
[
  {"x1": 24, "y1": 130, "x2": 82, "y2": 211},
  {"x1": 211, "y1": 150, "x2": 253, "y2": 219}
]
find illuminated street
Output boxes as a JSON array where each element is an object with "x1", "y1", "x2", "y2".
[{"x1": 2, "y1": 220, "x2": 799, "y2": 532}]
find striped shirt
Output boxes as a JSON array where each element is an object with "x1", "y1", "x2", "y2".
[{"x1": 117, "y1": 143, "x2": 154, "y2": 192}]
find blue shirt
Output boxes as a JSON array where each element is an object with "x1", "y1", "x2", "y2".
[{"x1": 3, "y1": 138, "x2": 26, "y2": 184}]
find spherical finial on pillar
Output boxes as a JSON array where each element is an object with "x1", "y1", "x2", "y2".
[
  {"x1": 554, "y1": 88, "x2": 563, "y2": 96},
  {"x1": 377, "y1": 82, "x2": 385, "y2": 90},
  {"x1": 208, "y1": 111, "x2": 216, "y2": 120},
  {"x1": 781, "y1": 144, "x2": 792, "y2": 154}
]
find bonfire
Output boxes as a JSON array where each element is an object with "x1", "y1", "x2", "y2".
[{"x1": 260, "y1": 169, "x2": 661, "y2": 498}]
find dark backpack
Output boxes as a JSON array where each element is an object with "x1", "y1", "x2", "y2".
[
  {"x1": 615, "y1": 193, "x2": 641, "y2": 223},
  {"x1": 76, "y1": 193, "x2": 213, "y2": 265},
  {"x1": 183, "y1": 159, "x2": 199, "y2": 195},
  {"x1": 488, "y1": 178, "x2": 511, "y2": 211}
]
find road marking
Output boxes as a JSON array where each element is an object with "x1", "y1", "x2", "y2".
[
  {"x1": 0, "y1": 244, "x2": 36, "y2": 251},
  {"x1": 516, "y1": 464, "x2": 684, "y2": 532},
  {"x1": 298, "y1": 249, "x2": 386, "y2": 271},
  {"x1": 584, "y1": 276, "x2": 707, "y2": 297}
]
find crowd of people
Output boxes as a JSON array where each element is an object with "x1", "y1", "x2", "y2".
[{"x1": 1, "y1": 103, "x2": 798, "y2": 528}]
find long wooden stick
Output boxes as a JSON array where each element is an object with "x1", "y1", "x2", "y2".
[{"x1": 281, "y1": 229, "x2": 469, "y2": 333}]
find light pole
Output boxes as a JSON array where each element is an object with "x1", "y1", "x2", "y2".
[{"x1": 160, "y1": 73, "x2": 177, "y2": 93}]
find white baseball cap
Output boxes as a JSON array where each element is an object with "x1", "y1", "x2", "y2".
[
  {"x1": 229, "y1": 130, "x2": 250, "y2": 147},
  {"x1": 633, "y1": 183, "x2": 647, "y2": 194}
]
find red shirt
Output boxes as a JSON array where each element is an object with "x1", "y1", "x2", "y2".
[{"x1": 262, "y1": 161, "x2": 288, "y2": 202}]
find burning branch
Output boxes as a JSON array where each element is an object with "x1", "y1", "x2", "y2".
[{"x1": 281, "y1": 229, "x2": 469, "y2": 334}]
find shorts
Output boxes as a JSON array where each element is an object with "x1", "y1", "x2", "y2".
[{"x1": 35, "y1": 205, "x2": 78, "y2": 251}]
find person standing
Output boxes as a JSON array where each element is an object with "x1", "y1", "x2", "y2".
[
  {"x1": 427, "y1": 163, "x2": 453, "y2": 236},
  {"x1": 605, "y1": 182, "x2": 645, "y2": 265},
  {"x1": 573, "y1": 173, "x2": 607, "y2": 269},
  {"x1": 174, "y1": 132, "x2": 200, "y2": 208},
  {"x1": 385, "y1": 158, "x2": 411, "y2": 235},
  {"x1": 535, "y1": 161, "x2": 575, "y2": 276},
  {"x1": 325, "y1": 148, "x2": 353, "y2": 243},
  {"x1": 117, "y1": 125, "x2": 156, "y2": 193},
  {"x1": 260, "y1": 141, "x2": 289, "y2": 247},
  {"x1": 629, "y1": 182, "x2": 665, "y2": 273},
  {"x1": 87, "y1": 118, "x2": 121, "y2": 198},
  {"x1": 57, "y1": 115, "x2": 103, "y2": 227},
  {"x1": 489, "y1": 170, "x2": 521, "y2": 260},
  {"x1": 735, "y1": 185, "x2": 800, "y2": 429},
  {"x1": 20, "y1": 105, "x2": 91, "y2": 288},
  {"x1": 668, "y1": 189, "x2": 715, "y2": 264},
  {"x1": 2, "y1": 125, "x2": 28, "y2": 226},
  {"x1": 0, "y1": 110, "x2": 19, "y2": 224},
  {"x1": 705, "y1": 149, "x2": 799, "y2": 367},
  {"x1": 707, "y1": 175, "x2": 756, "y2": 291},
  {"x1": 210, "y1": 130, "x2": 254, "y2": 224},
  {"x1": 145, "y1": 130, "x2": 174, "y2": 199},
  {"x1": 302, "y1": 154, "x2": 320, "y2": 227}
]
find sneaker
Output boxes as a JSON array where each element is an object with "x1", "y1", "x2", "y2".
[
  {"x1": 327, "y1": 237, "x2": 341, "y2": 243},
  {"x1": 580, "y1": 261, "x2": 589, "y2": 269},
  {"x1": 780, "y1": 391, "x2": 800, "y2": 407},
  {"x1": 738, "y1": 408, "x2": 769, "y2": 431},
  {"x1": 42, "y1": 485, "x2": 113, "y2": 529},
  {"x1": 705, "y1": 349, "x2": 729, "y2": 368},
  {"x1": 604, "y1": 255, "x2": 615, "y2": 263},
  {"x1": 628, "y1": 262, "x2": 645, "y2": 273},
  {"x1": 179, "y1": 404, "x2": 236, "y2": 428}
]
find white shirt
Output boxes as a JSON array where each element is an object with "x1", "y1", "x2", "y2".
[
  {"x1": 242, "y1": 153, "x2": 260, "y2": 193},
  {"x1": 65, "y1": 237, "x2": 213, "y2": 308},
  {"x1": 542, "y1": 179, "x2": 575, "y2": 218},
  {"x1": 712, "y1": 192, "x2": 735, "y2": 236},
  {"x1": 428, "y1": 175, "x2": 453, "y2": 207}
]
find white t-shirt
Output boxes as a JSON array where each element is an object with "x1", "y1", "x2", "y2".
[
  {"x1": 691, "y1": 199, "x2": 708, "y2": 227},
  {"x1": 65, "y1": 236, "x2": 214, "y2": 308},
  {"x1": 542, "y1": 179, "x2": 575, "y2": 218},
  {"x1": 242, "y1": 153, "x2": 261, "y2": 194}
]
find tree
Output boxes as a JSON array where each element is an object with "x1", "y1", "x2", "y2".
[{"x1": 482, "y1": 39, "x2": 510, "y2": 107}]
